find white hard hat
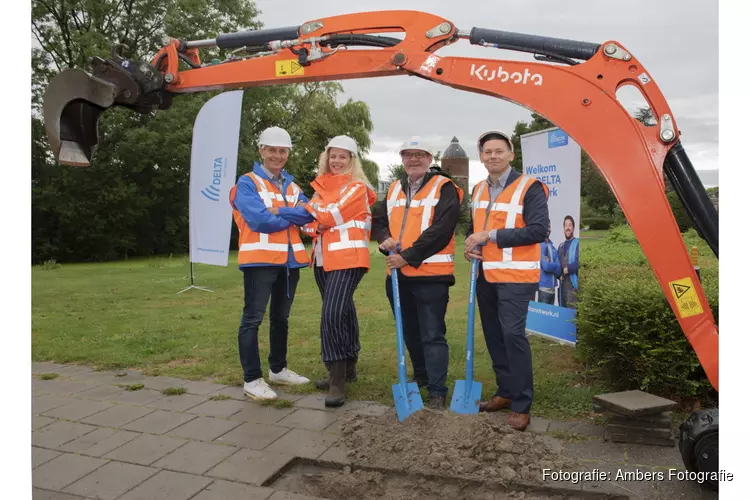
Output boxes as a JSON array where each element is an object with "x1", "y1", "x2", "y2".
[
  {"x1": 325, "y1": 135, "x2": 358, "y2": 156},
  {"x1": 399, "y1": 136, "x2": 432, "y2": 155},
  {"x1": 477, "y1": 130, "x2": 514, "y2": 153},
  {"x1": 258, "y1": 126, "x2": 293, "y2": 148}
]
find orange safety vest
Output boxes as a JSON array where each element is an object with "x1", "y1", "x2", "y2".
[
  {"x1": 302, "y1": 174, "x2": 376, "y2": 271},
  {"x1": 386, "y1": 175, "x2": 463, "y2": 277},
  {"x1": 471, "y1": 174, "x2": 549, "y2": 283},
  {"x1": 229, "y1": 172, "x2": 310, "y2": 266}
]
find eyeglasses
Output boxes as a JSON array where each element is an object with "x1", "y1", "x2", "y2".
[{"x1": 400, "y1": 151, "x2": 431, "y2": 159}]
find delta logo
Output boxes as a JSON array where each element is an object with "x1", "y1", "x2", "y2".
[{"x1": 201, "y1": 157, "x2": 226, "y2": 202}]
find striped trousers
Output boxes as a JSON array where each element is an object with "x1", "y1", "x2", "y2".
[{"x1": 313, "y1": 266, "x2": 367, "y2": 363}]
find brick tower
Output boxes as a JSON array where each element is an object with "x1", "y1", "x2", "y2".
[{"x1": 441, "y1": 137, "x2": 470, "y2": 196}]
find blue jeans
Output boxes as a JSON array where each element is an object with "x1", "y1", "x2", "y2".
[
  {"x1": 238, "y1": 266, "x2": 299, "y2": 382},
  {"x1": 386, "y1": 278, "x2": 450, "y2": 397},
  {"x1": 537, "y1": 289, "x2": 555, "y2": 305}
]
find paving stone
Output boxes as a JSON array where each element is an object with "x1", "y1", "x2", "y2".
[
  {"x1": 42, "y1": 400, "x2": 114, "y2": 421},
  {"x1": 229, "y1": 404, "x2": 296, "y2": 425},
  {"x1": 527, "y1": 417, "x2": 551, "y2": 433},
  {"x1": 81, "y1": 405, "x2": 155, "y2": 427},
  {"x1": 109, "y1": 371, "x2": 147, "y2": 384},
  {"x1": 187, "y1": 399, "x2": 247, "y2": 418},
  {"x1": 607, "y1": 432, "x2": 676, "y2": 447},
  {"x1": 146, "y1": 394, "x2": 207, "y2": 412},
  {"x1": 33, "y1": 447, "x2": 62, "y2": 468},
  {"x1": 32, "y1": 362, "x2": 67, "y2": 373},
  {"x1": 272, "y1": 389, "x2": 308, "y2": 402},
  {"x1": 33, "y1": 379, "x2": 55, "y2": 396},
  {"x1": 52, "y1": 365, "x2": 95, "y2": 377},
  {"x1": 292, "y1": 394, "x2": 337, "y2": 412},
  {"x1": 66, "y1": 370, "x2": 122, "y2": 384},
  {"x1": 32, "y1": 453, "x2": 107, "y2": 491},
  {"x1": 276, "y1": 409, "x2": 339, "y2": 431},
  {"x1": 166, "y1": 416, "x2": 242, "y2": 442},
  {"x1": 32, "y1": 488, "x2": 87, "y2": 500},
  {"x1": 334, "y1": 401, "x2": 391, "y2": 417},
  {"x1": 32, "y1": 421, "x2": 98, "y2": 449},
  {"x1": 214, "y1": 422, "x2": 290, "y2": 450},
  {"x1": 153, "y1": 440, "x2": 239, "y2": 475},
  {"x1": 76, "y1": 430, "x2": 142, "y2": 458},
  {"x1": 116, "y1": 470, "x2": 212, "y2": 500},
  {"x1": 606, "y1": 423, "x2": 672, "y2": 439},
  {"x1": 140, "y1": 376, "x2": 190, "y2": 391},
  {"x1": 123, "y1": 410, "x2": 197, "y2": 435},
  {"x1": 182, "y1": 380, "x2": 227, "y2": 395},
  {"x1": 593, "y1": 390, "x2": 677, "y2": 417},
  {"x1": 105, "y1": 388, "x2": 165, "y2": 406},
  {"x1": 264, "y1": 428, "x2": 339, "y2": 459},
  {"x1": 34, "y1": 379, "x2": 100, "y2": 396},
  {"x1": 205, "y1": 448, "x2": 294, "y2": 486},
  {"x1": 33, "y1": 415, "x2": 57, "y2": 431},
  {"x1": 212, "y1": 385, "x2": 245, "y2": 400},
  {"x1": 33, "y1": 395, "x2": 76, "y2": 414},
  {"x1": 58, "y1": 428, "x2": 136, "y2": 454},
  {"x1": 62, "y1": 461, "x2": 159, "y2": 500},
  {"x1": 72, "y1": 384, "x2": 125, "y2": 401},
  {"x1": 322, "y1": 419, "x2": 344, "y2": 436},
  {"x1": 191, "y1": 479, "x2": 274, "y2": 500},
  {"x1": 317, "y1": 443, "x2": 350, "y2": 464},
  {"x1": 103, "y1": 434, "x2": 188, "y2": 466},
  {"x1": 268, "y1": 492, "x2": 328, "y2": 500}
]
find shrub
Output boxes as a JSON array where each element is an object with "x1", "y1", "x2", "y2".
[
  {"x1": 576, "y1": 228, "x2": 718, "y2": 402},
  {"x1": 667, "y1": 191, "x2": 695, "y2": 233},
  {"x1": 583, "y1": 217, "x2": 613, "y2": 230}
]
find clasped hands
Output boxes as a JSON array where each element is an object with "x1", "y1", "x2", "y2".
[
  {"x1": 463, "y1": 231, "x2": 491, "y2": 261},
  {"x1": 379, "y1": 238, "x2": 407, "y2": 269}
]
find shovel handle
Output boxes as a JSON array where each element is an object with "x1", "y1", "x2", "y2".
[
  {"x1": 466, "y1": 258, "x2": 479, "y2": 383},
  {"x1": 390, "y1": 252, "x2": 409, "y2": 387}
]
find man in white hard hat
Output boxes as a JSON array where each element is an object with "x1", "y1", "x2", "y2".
[
  {"x1": 464, "y1": 130, "x2": 550, "y2": 431},
  {"x1": 228, "y1": 126, "x2": 315, "y2": 401},
  {"x1": 372, "y1": 136, "x2": 463, "y2": 410}
]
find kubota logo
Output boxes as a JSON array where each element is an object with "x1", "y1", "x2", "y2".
[
  {"x1": 469, "y1": 64, "x2": 543, "y2": 85},
  {"x1": 201, "y1": 157, "x2": 226, "y2": 202}
]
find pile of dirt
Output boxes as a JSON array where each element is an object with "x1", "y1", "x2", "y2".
[{"x1": 338, "y1": 409, "x2": 579, "y2": 484}]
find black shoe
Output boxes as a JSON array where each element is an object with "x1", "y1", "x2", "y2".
[{"x1": 426, "y1": 394, "x2": 446, "y2": 410}]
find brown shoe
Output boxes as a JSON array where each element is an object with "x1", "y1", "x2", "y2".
[
  {"x1": 478, "y1": 396, "x2": 512, "y2": 413},
  {"x1": 508, "y1": 412, "x2": 530, "y2": 431}
]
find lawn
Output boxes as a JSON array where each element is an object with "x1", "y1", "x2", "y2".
[{"x1": 32, "y1": 240, "x2": 609, "y2": 420}]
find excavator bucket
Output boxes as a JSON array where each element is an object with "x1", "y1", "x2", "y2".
[
  {"x1": 43, "y1": 68, "x2": 118, "y2": 167},
  {"x1": 43, "y1": 47, "x2": 170, "y2": 167}
]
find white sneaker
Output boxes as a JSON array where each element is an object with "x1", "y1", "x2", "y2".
[
  {"x1": 243, "y1": 378, "x2": 277, "y2": 401},
  {"x1": 268, "y1": 367, "x2": 311, "y2": 386}
]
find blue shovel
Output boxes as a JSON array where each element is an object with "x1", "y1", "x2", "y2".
[
  {"x1": 389, "y1": 253, "x2": 424, "y2": 422},
  {"x1": 450, "y1": 258, "x2": 483, "y2": 414}
]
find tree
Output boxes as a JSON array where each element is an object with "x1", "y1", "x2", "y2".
[
  {"x1": 387, "y1": 164, "x2": 405, "y2": 184},
  {"x1": 509, "y1": 113, "x2": 554, "y2": 172},
  {"x1": 31, "y1": 0, "x2": 378, "y2": 262}
]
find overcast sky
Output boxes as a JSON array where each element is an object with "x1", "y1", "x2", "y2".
[{"x1": 253, "y1": 0, "x2": 718, "y2": 187}]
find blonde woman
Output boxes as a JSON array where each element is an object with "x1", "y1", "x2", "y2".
[{"x1": 276, "y1": 135, "x2": 376, "y2": 406}]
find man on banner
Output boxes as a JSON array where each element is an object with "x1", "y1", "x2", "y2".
[
  {"x1": 229, "y1": 126, "x2": 314, "y2": 401},
  {"x1": 464, "y1": 130, "x2": 549, "y2": 432},
  {"x1": 538, "y1": 222, "x2": 561, "y2": 305},
  {"x1": 558, "y1": 215, "x2": 579, "y2": 308}
]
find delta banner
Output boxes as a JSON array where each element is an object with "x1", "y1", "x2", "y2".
[
  {"x1": 520, "y1": 127, "x2": 581, "y2": 344},
  {"x1": 189, "y1": 91, "x2": 243, "y2": 266}
]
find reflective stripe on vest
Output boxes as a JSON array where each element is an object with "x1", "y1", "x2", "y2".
[
  {"x1": 386, "y1": 175, "x2": 457, "y2": 277},
  {"x1": 472, "y1": 175, "x2": 545, "y2": 283},
  {"x1": 232, "y1": 172, "x2": 310, "y2": 266}
]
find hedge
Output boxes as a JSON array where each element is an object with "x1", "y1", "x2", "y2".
[{"x1": 576, "y1": 226, "x2": 718, "y2": 401}]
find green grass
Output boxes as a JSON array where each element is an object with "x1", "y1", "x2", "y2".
[
  {"x1": 162, "y1": 387, "x2": 186, "y2": 396},
  {"x1": 209, "y1": 394, "x2": 233, "y2": 401},
  {"x1": 121, "y1": 383, "x2": 144, "y2": 391},
  {"x1": 32, "y1": 241, "x2": 608, "y2": 420},
  {"x1": 37, "y1": 373, "x2": 59, "y2": 380},
  {"x1": 260, "y1": 399, "x2": 294, "y2": 409}
]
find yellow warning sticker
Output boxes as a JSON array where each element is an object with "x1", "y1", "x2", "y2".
[
  {"x1": 668, "y1": 277, "x2": 704, "y2": 318},
  {"x1": 275, "y1": 60, "x2": 304, "y2": 77}
]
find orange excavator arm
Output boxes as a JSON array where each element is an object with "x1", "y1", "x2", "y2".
[{"x1": 42, "y1": 10, "x2": 718, "y2": 391}]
